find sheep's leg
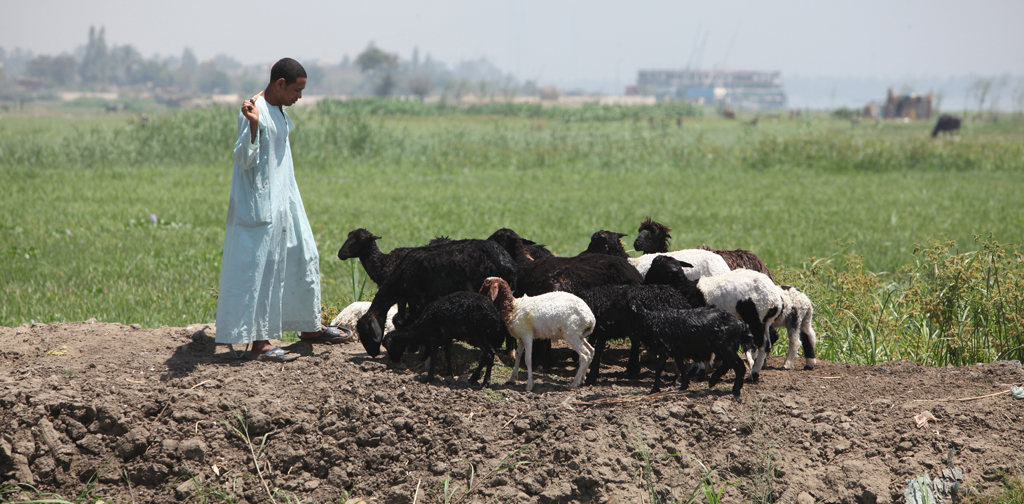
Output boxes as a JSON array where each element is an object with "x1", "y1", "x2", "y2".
[
  {"x1": 747, "y1": 339, "x2": 768, "y2": 383},
  {"x1": 507, "y1": 339, "x2": 524, "y2": 385},
  {"x1": 475, "y1": 346, "x2": 495, "y2": 388},
  {"x1": 421, "y1": 344, "x2": 438, "y2": 384},
  {"x1": 712, "y1": 353, "x2": 746, "y2": 397},
  {"x1": 584, "y1": 332, "x2": 608, "y2": 386},
  {"x1": 443, "y1": 338, "x2": 455, "y2": 378},
  {"x1": 626, "y1": 335, "x2": 642, "y2": 380},
  {"x1": 801, "y1": 314, "x2": 817, "y2": 370},
  {"x1": 568, "y1": 335, "x2": 594, "y2": 389},
  {"x1": 783, "y1": 323, "x2": 800, "y2": 370},
  {"x1": 650, "y1": 351, "x2": 669, "y2": 394},
  {"x1": 523, "y1": 337, "x2": 535, "y2": 392}
]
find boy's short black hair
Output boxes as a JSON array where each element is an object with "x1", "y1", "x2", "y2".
[{"x1": 270, "y1": 58, "x2": 306, "y2": 85}]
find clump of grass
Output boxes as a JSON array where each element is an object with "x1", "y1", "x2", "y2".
[{"x1": 776, "y1": 235, "x2": 1024, "y2": 366}]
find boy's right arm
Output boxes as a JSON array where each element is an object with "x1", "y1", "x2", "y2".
[{"x1": 233, "y1": 98, "x2": 260, "y2": 169}]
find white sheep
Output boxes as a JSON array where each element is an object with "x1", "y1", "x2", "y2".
[
  {"x1": 629, "y1": 249, "x2": 731, "y2": 280},
  {"x1": 480, "y1": 277, "x2": 596, "y2": 392},
  {"x1": 330, "y1": 302, "x2": 397, "y2": 340},
  {"x1": 774, "y1": 285, "x2": 817, "y2": 370}
]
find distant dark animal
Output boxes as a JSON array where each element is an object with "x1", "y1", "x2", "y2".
[
  {"x1": 722, "y1": 109, "x2": 736, "y2": 119},
  {"x1": 381, "y1": 291, "x2": 509, "y2": 387},
  {"x1": 931, "y1": 114, "x2": 962, "y2": 138},
  {"x1": 356, "y1": 239, "x2": 518, "y2": 357}
]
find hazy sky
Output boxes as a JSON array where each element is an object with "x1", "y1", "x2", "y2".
[{"x1": 3, "y1": 0, "x2": 1023, "y2": 90}]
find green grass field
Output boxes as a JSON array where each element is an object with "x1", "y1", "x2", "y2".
[{"x1": 2, "y1": 100, "x2": 1023, "y2": 365}]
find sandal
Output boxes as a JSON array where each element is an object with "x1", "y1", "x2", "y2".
[
  {"x1": 300, "y1": 326, "x2": 354, "y2": 344},
  {"x1": 246, "y1": 346, "x2": 299, "y2": 362}
]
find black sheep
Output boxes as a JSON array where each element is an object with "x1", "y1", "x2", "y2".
[
  {"x1": 486, "y1": 228, "x2": 554, "y2": 265},
  {"x1": 516, "y1": 230, "x2": 641, "y2": 297},
  {"x1": 356, "y1": 238, "x2": 519, "y2": 357},
  {"x1": 576, "y1": 284, "x2": 692, "y2": 385},
  {"x1": 337, "y1": 228, "x2": 450, "y2": 286},
  {"x1": 931, "y1": 114, "x2": 962, "y2": 138},
  {"x1": 628, "y1": 304, "x2": 755, "y2": 396},
  {"x1": 381, "y1": 291, "x2": 509, "y2": 387}
]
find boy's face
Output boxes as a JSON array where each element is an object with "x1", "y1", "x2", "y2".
[{"x1": 272, "y1": 77, "x2": 306, "y2": 106}]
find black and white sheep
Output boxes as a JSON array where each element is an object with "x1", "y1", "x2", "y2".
[
  {"x1": 643, "y1": 255, "x2": 782, "y2": 382},
  {"x1": 381, "y1": 291, "x2": 509, "y2": 387},
  {"x1": 356, "y1": 238, "x2": 519, "y2": 357},
  {"x1": 575, "y1": 284, "x2": 692, "y2": 385},
  {"x1": 774, "y1": 285, "x2": 817, "y2": 370},
  {"x1": 628, "y1": 304, "x2": 755, "y2": 396},
  {"x1": 480, "y1": 277, "x2": 596, "y2": 391}
]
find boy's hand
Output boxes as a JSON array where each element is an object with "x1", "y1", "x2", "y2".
[{"x1": 242, "y1": 98, "x2": 258, "y2": 143}]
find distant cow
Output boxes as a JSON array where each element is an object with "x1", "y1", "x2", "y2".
[{"x1": 931, "y1": 114, "x2": 961, "y2": 138}]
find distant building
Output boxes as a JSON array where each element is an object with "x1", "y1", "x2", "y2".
[
  {"x1": 883, "y1": 88, "x2": 933, "y2": 120},
  {"x1": 635, "y1": 69, "x2": 787, "y2": 109}
]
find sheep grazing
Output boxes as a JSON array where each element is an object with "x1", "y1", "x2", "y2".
[
  {"x1": 356, "y1": 239, "x2": 519, "y2": 357},
  {"x1": 643, "y1": 255, "x2": 781, "y2": 383},
  {"x1": 629, "y1": 305, "x2": 754, "y2": 396},
  {"x1": 381, "y1": 292, "x2": 509, "y2": 387},
  {"x1": 931, "y1": 114, "x2": 962, "y2": 138},
  {"x1": 336, "y1": 228, "x2": 450, "y2": 286},
  {"x1": 774, "y1": 285, "x2": 817, "y2": 370},
  {"x1": 576, "y1": 284, "x2": 692, "y2": 386},
  {"x1": 329, "y1": 301, "x2": 398, "y2": 339},
  {"x1": 480, "y1": 277, "x2": 596, "y2": 391}
]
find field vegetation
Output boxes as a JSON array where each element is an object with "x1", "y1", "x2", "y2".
[{"x1": 2, "y1": 99, "x2": 1023, "y2": 367}]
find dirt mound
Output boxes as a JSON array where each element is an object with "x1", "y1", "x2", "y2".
[{"x1": 1, "y1": 321, "x2": 1022, "y2": 503}]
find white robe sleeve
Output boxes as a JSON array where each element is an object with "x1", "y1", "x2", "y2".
[{"x1": 232, "y1": 112, "x2": 260, "y2": 169}]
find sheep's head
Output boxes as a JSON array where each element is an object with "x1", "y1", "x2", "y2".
[
  {"x1": 487, "y1": 228, "x2": 537, "y2": 263},
  {"x1": 643, "y1": 256, "x2": 694, "y2": 287},
  {"x1": 381, "y1": 329, "x2": 410, "y2": 363},
  {"x1": 585, "y1": 230, "x2": 630, "y2": 258},
  {"x1": 481, "y1": 277, "x2": 515, "y2": 324},
  {"x1": 634, "y1": 218, "x2": 671, "y2": 253},
  {"x1": 338, "y1": 228, "x2": 381, "y2": 260},
  {"x1": 356, "y1": 310, "x2": 384, "y2": 357}
]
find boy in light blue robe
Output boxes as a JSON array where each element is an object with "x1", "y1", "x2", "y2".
[{"x1": 215, "y1": 58, "x2": 349, "y2": 361}]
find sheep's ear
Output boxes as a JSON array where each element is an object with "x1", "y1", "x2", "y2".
[
  {"x1": 487, "y1": 281, "x2": 500, "y2": 302},
  {"x1": 370, "y1": 234, "x2": 382, "y2": 241},
  {"x1": 614, "y1": 232, "x2": 627, "y2": 240},
  {"x1": 677, "y1": 260, "x2": 694, "y2": 269}
]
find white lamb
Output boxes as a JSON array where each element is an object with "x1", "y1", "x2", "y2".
[
  {"x1": 629, "y1": 249, "x2": 731, "y2": 280},
  {"x1": 480, "y1": 277, "x2": 596, "y2": 392},
  {"x1": 330, "y1": 302, "x2": 397, "y2": 339},
  {"x1": 774, "y1": 285, "x2": 817, "y2": 370}
]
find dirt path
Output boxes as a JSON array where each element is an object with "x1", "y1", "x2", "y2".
[{"x1": 1, "y1": 321, "x2": 1022, "y2": 503}]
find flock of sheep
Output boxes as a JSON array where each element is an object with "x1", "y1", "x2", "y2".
[{"x1": 330, "y1": 218, "x2": 818, "y2": 398}]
